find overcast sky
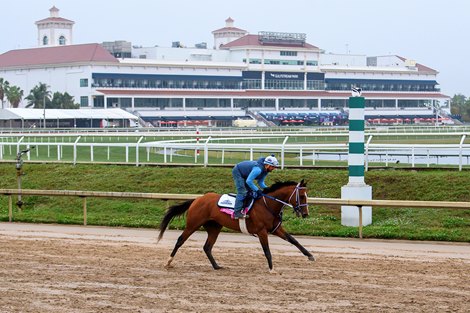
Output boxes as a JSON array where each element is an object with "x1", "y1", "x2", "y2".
[{"x1": 1, "y1": 0, "x2": 468, "y2": 97}]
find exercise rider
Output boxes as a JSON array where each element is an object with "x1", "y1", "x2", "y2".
[{"x1": 231, "y1": 155, "x2": 279, "y2": 219}]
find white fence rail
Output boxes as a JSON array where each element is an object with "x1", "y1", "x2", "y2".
[
  {"x1": 2, "y1": 138, "x2": 470, "y2": 169},
  {"x1": 3, "y1": 130, "x2": 470, "y2": 169}
]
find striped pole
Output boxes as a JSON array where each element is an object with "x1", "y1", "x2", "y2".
[
  {"x1": 196, "y1": 128, "x2": 200, "y2": 156},
  {"x1": 341, "y1": 93, "x2": 372, "y2": 227},
  {"x1": 348, "y1": 96, "x2": 365, "y2": 184}
]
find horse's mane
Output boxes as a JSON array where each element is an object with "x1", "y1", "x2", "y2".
[{"x1": 263, "y1": 181, "x2": 298, "y2": 194}]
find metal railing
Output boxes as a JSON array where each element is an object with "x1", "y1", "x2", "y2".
[{"x1": 2, "y1": 188, "x2": 469, "y2": 238}]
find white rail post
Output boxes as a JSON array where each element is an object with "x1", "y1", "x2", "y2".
[
  {"x1": 136, "y1": 136, "x2": 144, "y2": 166},
  {"x1": 459, "y1": 135, "x2": 466, "y2": 171},
  {"x1": 281, "y1": 136, "x2": 289, "y2": 169},
  {"x1": 73, "y1": 136, "x2": 81, "y2": 165},
  {"x1": 16, "y1": 136, "x2": 24, "y2": 155},
  {"x1": 204, "y1": 136, "x2": 211, "y2": 167}
]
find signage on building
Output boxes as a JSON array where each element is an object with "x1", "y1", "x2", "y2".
[{"x1": 266, "y1": 72, "x2": 304, "y2": 80}]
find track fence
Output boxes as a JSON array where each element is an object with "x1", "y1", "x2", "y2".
[{"x1": 2, "y1": 189, "x2": 469, "y2": 238}]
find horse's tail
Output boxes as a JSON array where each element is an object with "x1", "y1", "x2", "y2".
[{"x1": 157, "y1": 199, "x2": 195, "y2": 243}]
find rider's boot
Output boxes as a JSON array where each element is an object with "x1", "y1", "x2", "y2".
[{"x1": 233, "y1": 198, "x2": 246, "y2": 219}]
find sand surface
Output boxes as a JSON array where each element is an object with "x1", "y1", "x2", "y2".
[{"x1": 0, "y1": 222, "x2": 469, "y2": 312}]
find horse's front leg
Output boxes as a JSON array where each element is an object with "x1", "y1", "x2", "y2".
[
  {"x1": 257, "y1": 230, "x2": 276, "y2": 273},
  {"x1": 274, "y1": 227, "x2": 315, "y2": 261}
]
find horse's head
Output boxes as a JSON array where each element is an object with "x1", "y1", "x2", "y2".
[
  {"x1": 263, "y1": 180, "x2": 309, "y2": 218},
  {"x1": 290, "y1": 179, "x2": 309, "y2": 218}
]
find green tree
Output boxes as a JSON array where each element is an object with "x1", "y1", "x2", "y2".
[
  {"x1": 450, "y1": 94, "x2": 466, "y2": 114},
  {"x1": 50, "y1": 91, "x2": 79, "y2": 109},
  {"x1": 5, "y1": 85, "x2": 24, "y2": 108},
  {"x1": 451, "y1": 94, "x2": 470, "y2": 121},
  {"x1": 25, "y1": 83, "x2": 51, "y2": 108},
  {"x1": 0, "y1": 78, "x2": 10, "y2": 109}
]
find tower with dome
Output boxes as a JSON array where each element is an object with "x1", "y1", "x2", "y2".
[{"x1": 35, "y1": 6, "x2": 74, "y2": 47}]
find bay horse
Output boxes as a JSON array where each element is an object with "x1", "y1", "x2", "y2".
[{"x1": 158, "y1": 180, "x2": 315, "y2": 273}]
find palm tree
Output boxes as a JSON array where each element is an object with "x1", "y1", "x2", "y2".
[
  {"x1": 50, "y1": 91, "x2": 79, "y2": 109},
  {"x1": 5, "y1": 85, "x2": 24, "y2": 108},
  {"x1": 25, "y1": 83, "x2": 51, "y2": 108},
  {"x1": 0, "y1": 78, "x2": 10, "y2": 109},
  {"x1": 61, "y1": 92, "x2": 79, "y2": 109}
]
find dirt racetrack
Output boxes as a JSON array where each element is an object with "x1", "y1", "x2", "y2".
[{"x1": 0, "y1": 223, "x2": 469, "y2": 313}]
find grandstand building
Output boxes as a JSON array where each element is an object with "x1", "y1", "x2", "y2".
[{"x1": 0, "y1": 9, "x2": 450, "y2": 127}]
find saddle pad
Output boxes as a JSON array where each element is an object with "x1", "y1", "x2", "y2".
[{"x1": 217, "y1": 194, "x2": 236, "y2": 209}]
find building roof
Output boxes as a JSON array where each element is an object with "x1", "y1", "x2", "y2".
[
  {"x1": 212, "y1": 26, "x2": 248, "y2": 34},
  {"x1": 35, "y1": 17, "x2": 75, "y2": 24},
  {"x1": 35, "y1": 6, "x2": 74, "y2": 24},
  {"x1": 395, "y1": 55, "x2": 437, "y2": 74},
  {"x1": 0, "y1": 108, "x2": 138, "y2": 120},
  {"x1": 212, "y1": 17, "x2": 247, "y2": 34},
  {"x1": 220, "y1": 34, "x2": 319, "y2": 50},
  {"x1": 0, "y1": 44, "x2": 118, "y2": 68}
]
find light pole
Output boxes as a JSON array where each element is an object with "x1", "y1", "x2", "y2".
[
  {"x1": 43, "y1": 95, "x2": 46, "y2": 128},
  {"x1": 15, "y1": 147, "x2": 35, "y2": 209},
  {"x1": 433, "y1": 100, "x2": 440, "y2": 127}
]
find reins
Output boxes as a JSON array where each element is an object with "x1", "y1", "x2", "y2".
[{"x1": 260, "y1": 183, "x2": 307, "y2": 233}]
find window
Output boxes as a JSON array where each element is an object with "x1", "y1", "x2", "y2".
[
  {"x1": 59, "y1": 36, "x2": 66, "y2": 45},
  {"x1": 80, "y1": 79, "x2": 88, "y2": 87},
  {"x1": 248, "y1": 58, "x2": 262, "y2": 64},
  {"x1": 42, "y1": 36, "x2": 48, "y2": 46},
  {"x1": 280, "y1": 51, "x2": 297, "y2": 56},
  {"x1": 80, "y1": 96, "x2": 89, "y2": 107}
]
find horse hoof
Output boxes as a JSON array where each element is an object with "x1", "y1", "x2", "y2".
[
  {"x1": 214, "y1": 266, "x2": 223, "y2": 270},
  {"x1": 269, "y1": 269, "x2": 278, "y2": 275},
  {"x1": 164, "y1": 264, "x2": 174, "y2": 269},
  {"x1": 308, "y1": 255, "x2": 316, "y2": 261}
]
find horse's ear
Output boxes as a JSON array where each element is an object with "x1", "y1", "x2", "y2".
[{"x1": 300, "y1": 179, "x2": 307, "y2": 187}]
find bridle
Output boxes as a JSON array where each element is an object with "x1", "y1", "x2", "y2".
[{"x1": 261, "y1": 182, "x2": 308, "y2": 232}]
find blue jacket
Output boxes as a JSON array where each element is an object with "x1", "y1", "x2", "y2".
[{"x1": 235, "y1": 157, "x2": 268, "y2": 191}]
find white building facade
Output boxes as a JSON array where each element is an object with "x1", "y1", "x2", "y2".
[{"x1": 0, "y1": 12, "x2": 450, "y2": 127}]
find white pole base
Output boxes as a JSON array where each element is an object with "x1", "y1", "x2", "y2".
[{"x1": 341, "y1": 183, "x2": 372, "y2": 226}]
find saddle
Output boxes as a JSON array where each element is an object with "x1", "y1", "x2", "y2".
[{"x1": 218, "y1": 193, "x2": 255, "y2": 217}]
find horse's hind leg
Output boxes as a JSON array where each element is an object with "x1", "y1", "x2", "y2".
[
  {"x1": 203, "y1": 221, "x2": 223, "y2": 270},
  {"x1": 165, "y1": 225, "x2": 202, "y2": 269}
]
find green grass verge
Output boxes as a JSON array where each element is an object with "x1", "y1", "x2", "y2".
[{"x1": 0, "y1": 163, "x2": 469, "y2": 242}]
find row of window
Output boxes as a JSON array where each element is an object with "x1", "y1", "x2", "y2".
[
  {"x1": 89, "y1": 78, "x2": 437, "y2": 92},
  {"x1": 280, "y1": 51, "x2": 298, "y2": 56},
  {"x1": 326, "y1": 82, "x2": 439, "y2": 92},
  {"x1": 92, "y1": 78, "x2": 241, "y2": 90},
  {"x1": 82, "y1": 96, "x2": 434, "y2": 110},
  {"x1": 243, "y1": 58, "x2": 318, "y2": 66}
]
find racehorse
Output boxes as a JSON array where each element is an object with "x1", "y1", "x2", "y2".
[{"x1": 158, "y1": 180, "x2": 315, "y2": 273}]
